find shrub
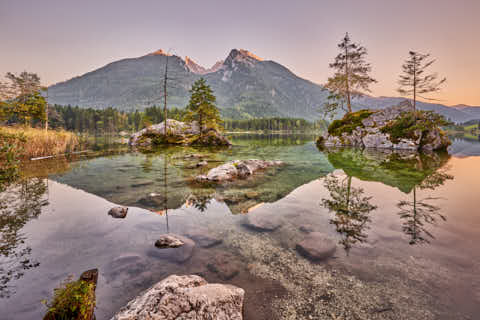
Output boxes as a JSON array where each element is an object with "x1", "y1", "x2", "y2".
[
  {"x1": 380, "y1": 110, "x2": 449, "y2": 145},
  {"x1": 0, "y1": 126, "x2": 79, "y2": 159},
  {"x1": 0, "y1": 129, "x2": 25, "y2": 186}
]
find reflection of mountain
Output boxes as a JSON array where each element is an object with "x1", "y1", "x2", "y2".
[
  {"x1": 52, "y1": 136, "x2": 333, "y2": 215},
  {"x1": 323, "y1": 148, "x2": 451, "y2": 193},
  {"x1": 0, "y1": 178, "x2": 47, "y2": 298},
  {"x1": 448, "y1": 138, "x2": 480, "y2": 157}
]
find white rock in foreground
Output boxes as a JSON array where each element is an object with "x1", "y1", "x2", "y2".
[
  {"x1": 196, "y1": 159, "x2": 284, "y2": 182},
  {"x1": 111, "y1": 274, "x2": 244, "y2": 320}
]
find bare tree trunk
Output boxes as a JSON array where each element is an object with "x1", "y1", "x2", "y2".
[
  {"x1": 45, "y1": 89, "x2": 48, "y2": 131},
  {"x1": 413, "y1": 57, "x2": 416, "y2": 112},
  {"x1": 163, "y1": 55, "x2": 168, "y2": 136},
  {"x1": 345, "y1": 45, "x2": 352, "y2": 113}
]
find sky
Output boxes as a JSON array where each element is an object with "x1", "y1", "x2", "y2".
[{"x1": 1, "y1": 0, "x2": 479, "y2": 106}]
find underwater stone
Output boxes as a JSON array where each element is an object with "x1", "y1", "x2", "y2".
[{"x1": 296, "y1": 232, "x2": 336, "y2": 261}]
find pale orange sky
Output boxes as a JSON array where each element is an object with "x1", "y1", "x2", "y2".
[{"x1": 0, "y1": 0, "x2": 479, "y2": 106}]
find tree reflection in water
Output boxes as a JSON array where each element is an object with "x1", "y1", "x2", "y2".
[
  {"x1": 321, "y1": 174, "x2": 377, "y2": 253},
  {"x1": 397, "y1": 167, "x2": 453, "y2": 245},
  {"x1": 0, "y1": 178, "x2": 47, "y2": 298}
]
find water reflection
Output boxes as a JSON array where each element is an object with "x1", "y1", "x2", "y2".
[
  {"x1": 321, "y1": 174, "x2": 376, "y2": 253},
  {"x1": 321, "y1": 147, "x2": 453, "y2": 249},
  {"x1": 397, "y1": 166, "x2": 453, "y2": 245},
  {"x1": 0, "y1": 178, "x2": 48, "y2": 298}
]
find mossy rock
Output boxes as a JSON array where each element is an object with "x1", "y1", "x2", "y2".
[
  {"x1": 43, "y1": 269, "x2": 98, "y2": 320},
  {"x1": 327, "y1": 110, "x2": 375, "y2": 137}
]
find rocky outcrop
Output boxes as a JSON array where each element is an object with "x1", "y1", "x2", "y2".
[
  {"x1": 296, "y1": 232, "x2": 336, "y2": 262},
  {"x1": 108, "y1": 206, "x2": 128, "y2": 219},
  {"x1": 319, "y1": 100, "x2": 451, "y2": 152},
  {"x1": 111, "y1": 274, "x2": 244, "y2": 320},
  {"x1": 196, "y1": 159, "x2": 284, "y2": 182},
  {"x1": 129, "y1": 119, "x2": 231, "y2": 147}
]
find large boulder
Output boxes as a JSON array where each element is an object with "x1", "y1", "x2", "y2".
[
  {"x1": 111, "y1": 274, "x2": 245, "y2": 320},
  {"x1": 319, "y1": 100, "x2": 451, "y2": 152},
  {"x1": 196, "y1": 159, "x2": 284, "y2": 182},
  {"x1": 129, "y1": 119, "x2": 231, "y2": 147}
]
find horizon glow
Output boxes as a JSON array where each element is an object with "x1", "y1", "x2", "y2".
[{"x1": 0, "y1": 0, "x2": 479, "y2": 106}]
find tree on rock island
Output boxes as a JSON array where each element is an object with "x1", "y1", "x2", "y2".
[
  {"x1": 184, "y1": 78, "x2": 222, "y2": 133},
  {"x1": 398, "y1": 51, "x2": 446, "y2": 111},
  {"x1": 323, "y1": 33, "x2": 376, "y2": 119}
]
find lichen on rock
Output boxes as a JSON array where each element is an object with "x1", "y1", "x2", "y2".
[{"x1": 111, "y1": 274, "x2": 245, "y2": 320}]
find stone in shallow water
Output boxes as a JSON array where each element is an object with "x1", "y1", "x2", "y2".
[
  {"x1": 244, "y1": 213, "x2": 281, "y2": 232},
  {"x1": 207, "y1": 252, "x2": 241, "y2": 280},
  {"x1": 155, "y1": 234, "x2": 185, "y2": 248},
  {"x1": 108, "y1": 206, "x2": 128, "y2": 219},
  {"x1": 296, "y1": 232, "x2": 336, "y2": 261},
  {"x1": 148, "y1": 234, "x2": 195, "y2": 263},
  {"x1": 111, "y1": 274, "x2": 244, "y2": 320},
  {"x1": 185, "y1": 228, "x2": 223, "y2": 248}
]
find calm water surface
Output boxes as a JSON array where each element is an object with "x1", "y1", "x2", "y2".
[{"x1": 1, "y1": 134, "x2": 479, "y2": 320}]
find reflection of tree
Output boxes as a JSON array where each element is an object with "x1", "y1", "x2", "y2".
[
  {"x1": 0, "y1": 178, "x2": 47, "y2": 298},
  {"x1": 397, "y1": 167, "x2": 453, "y2": 245},
  {"x1": 322, "y1": 174, "x2": 377, "y2": 253},
  {"x1": 186, "y1": 190, "x2": 214, "y2": 213}
]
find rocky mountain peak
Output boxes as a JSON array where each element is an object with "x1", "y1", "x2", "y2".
[
  {"x1": 223, "y1": 49, "x2": 263, "y2": 70},
  {"x1": 185, "y1": 56, "x2": 208, "y2": 74},
  {"x1": 149, "y1": 49, "x2": 172, "y2": 56}
]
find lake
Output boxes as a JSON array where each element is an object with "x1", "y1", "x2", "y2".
[{"x1": 1, "y1": 134, "x2": 479, "y2": 320}]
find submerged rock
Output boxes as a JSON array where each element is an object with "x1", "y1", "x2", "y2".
[
  {"x1": 244, "y1": 213, "x2": 281, "y2": 232},
  {"x1": 155, "y1": 234, "x2": 185, "y2": 248},
  {"x1": 185, "y1": 228, "x2": 223, "y2": 248},
  {"x1": 129, "y1": 119, "x2": 231, "y2": 147},
  {"x1": 318, "y1": 100, "x2": 451, "y2": 151},
  {"x1": 196, "y1": 159, "x2": 284, "y2": 182},
  {"x1": 111, "y1": 274, "x2": 245, "y2": 320},
  {"x1": 108, "y1": 206, "x2": 128, "y2": 219},
  {"x1": 296, "y1": 232, "x2": 336, "y2": 261}
]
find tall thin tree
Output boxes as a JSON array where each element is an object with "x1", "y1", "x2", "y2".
[
  {"x1": 397, "y1": 51, "x2": 446, "y2": 111},
  {"x1": 163, "y1": 54, "x2": 169, "y2": 136},
  {"x1": 324, "y1": 33, "x2": 376, "y2": 117}
]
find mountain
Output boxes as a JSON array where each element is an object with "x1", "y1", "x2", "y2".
[
  {"x1": 48, "y1": 48, "x2": 480, "y2": 122},
  {"x1": 48, "y1": 48, "x2": 329, "y2": 119}
]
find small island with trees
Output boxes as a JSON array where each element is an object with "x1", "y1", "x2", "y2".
[
  {"x1": 318, "y1": 33, "x2": 451, "y2": 152},
  {"x1": 129, "y1": 78, "x2": 231, "y2": 147}
]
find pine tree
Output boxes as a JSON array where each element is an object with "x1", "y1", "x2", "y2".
[
  {"x1": 398, "y1": 51, "x2": 446, "y2": 111},
  {"x1": 184, "y1": 78, "x2": 222, "y2": 133},
  {"x1": 324, "y1": 33, "x2": 376, "y2": 118}
]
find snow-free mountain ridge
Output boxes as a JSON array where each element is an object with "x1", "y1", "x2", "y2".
[{"x1": 47, "y1": 48, "x2": 480, "y2": 122}]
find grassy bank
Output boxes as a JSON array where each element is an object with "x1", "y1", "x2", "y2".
[{"x1": 0, "y1": 126, "x2": 80, "y2": 159}]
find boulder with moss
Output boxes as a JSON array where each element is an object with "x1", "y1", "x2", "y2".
[
  {"x1": 43, "y1": 269, "x2": 98, "y2": 320},
  {"x1": 129, "y1": 119, "x2": 231, "y2": 147},
  {"x1": 317, "y1": 100, "x2": 451, "y2": 152}
]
